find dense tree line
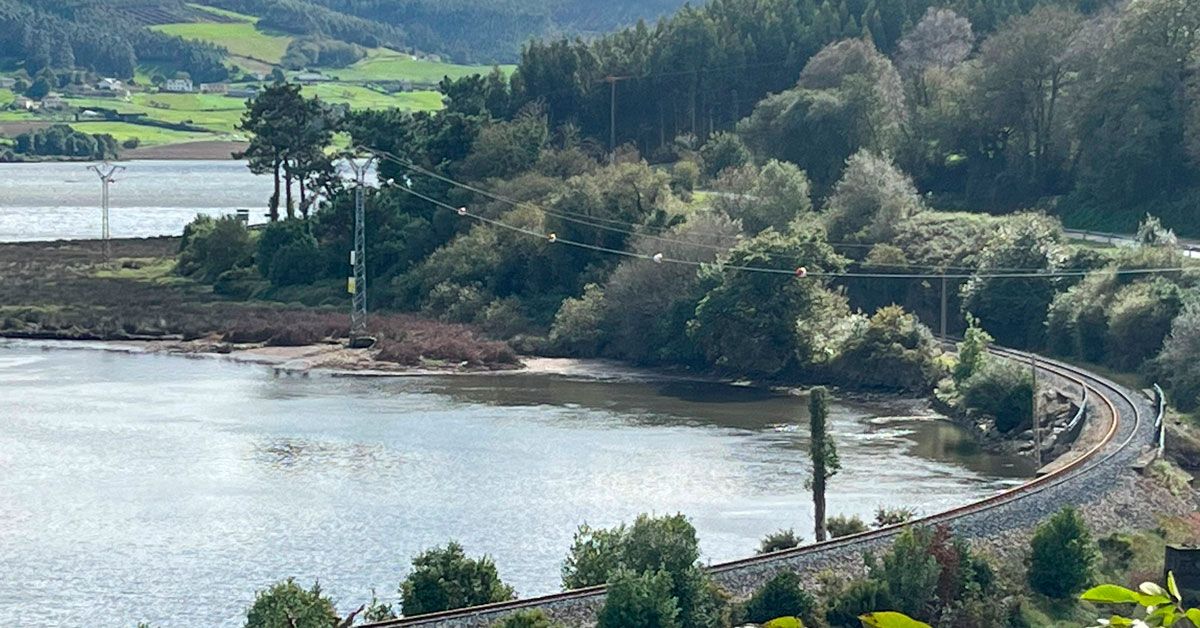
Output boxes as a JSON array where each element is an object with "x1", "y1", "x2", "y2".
[
  {"x1": 12, "y1": 124, "x2": 118, "y2": 159},
  {"x1": 0, "y1": 0, "x2": 228, "y2": 81},
  {"x1": 435, "y1": 0, "x2": 1198, "y2": 229},
  {"x1": 203, "y1": 0, "x2": 404, "y2": 50}
]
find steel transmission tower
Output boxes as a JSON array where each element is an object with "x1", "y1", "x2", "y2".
[
  {"x1": 87, "y1": 162, "x2": 124, "y2": 260},
  {"x1": 346, "y1": 156, "x2": 376, "y2": 347}
]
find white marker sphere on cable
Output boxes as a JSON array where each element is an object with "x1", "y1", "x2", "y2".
[
  {"x1": 457, "y1": 206, "x2": 467, "y2": 216},
  {"x1": 652, "y1": 253, "x2": 664, "y2": 264},
  {"x1": 548, "y1": 233, "x2": 557, "y2": 243},
  {"x1": 795, "y1": 266, "x2": 808, "y2": 278}
]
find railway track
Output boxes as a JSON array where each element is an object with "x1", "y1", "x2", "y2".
[{"x1": 368, "y1": 346, "x2": 1157, "y2": 627}]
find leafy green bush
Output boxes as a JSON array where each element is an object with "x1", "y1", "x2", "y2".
[
  {"x1": 178, "y1": 215, "x2": 255, "y2": 282},
  {"x1": 561, "y1": 514, "x2": 722, "y2": 627},
  {"x1": 824, "y1": 150, "x2": 925, "y2": 243},
  {"x1": 869, "y1": 527, "x2": 940, "y2": 619},
  {"x1": 873, "y1": 507, "x2": 916, "y2": 528},
  {"x1": 1152, "y1": 303, "x2": 1200, "y2": 411},
  {"x1": 400, "y1": 542, "x2": 515, "y2": 616},
  {"x1": 549, "y1": 284, "x2": 608, "y2": 357},
  {"x1": 699, "y1": 131, "x2": 751, "y2": 178},
  {"x1": 492, "y1": 609, "x2": 562, "y2": 628},
  {"x1": 1028, "y1": 507, "x2": 1096, "y2": 599},
  {"x1": 244, "y1": 579, "x2": 338, "y2": 628},
  {"x1": 257, "y1": 219, "x2": 312, "y2": 279},
  {"x1": 670, "y1": 160, "x2": 700, "y2": 198},
  {"x1": 953, "y1": 315, "x2": 991, "y2": 384},
  {"x1": 958, "y1": 358, "x2": 1033, "y2": 433},
  {"x1": 758, "y1": 529, "x2": 803, "y2": 554},
  {"x1": 833, "y1": 305, "x2": 943, "y2": 392},
  {"x1": 268, "y1": 236, "x2": 324, "y2": 287},
  {"x1": 597, "y1": 568, "x2": 680, "y2": 628},
  {"x1": 738, "y1": 572, "x2": 815, "y2": 625},
  {"x1": 824, "y1": 577, "x2": 891, "y2": 627},
  {"x1": 1104, "y1": 279, "x2": 1183, "y2": 370},
  {"x1": 826, "y1": 515, "x2": 868, "y2": 539},
  {"x1": 690, "y1": 228, "x2": 848, "y2": 377}
]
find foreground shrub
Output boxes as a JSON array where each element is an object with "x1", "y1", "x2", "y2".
[
  {"x1": 958, "y1": 358, "x2": 1033, "y2": 433},
  {"x1": 597, "y1": 568, "x2": 679, "y2": 628},
  {"x1": 492, "y1": 609, "x2": 561, "y2": 628},
  {"x1": 1028, "y1": 507, "x2": 1096, "y2": 599},
  {"x1": 244, "y1": 579, "x2": 338, "y2": 628},
  {"x1": 563, "y1": 514, "x2": 724, "y2": 627},
  {"x1": 873, "y1": 507, "x2": 916, "y2": 528},
  {"x1": 400, "y1": 542, "x2": 515, "y2": 616},
  {"x1": 826, "y1": 515, "x2": 868, "y2": 539},
  {"x1": 738, "y1": 572, "x2": 815, "y2": 625},
  {"x1": 823, "y1": 577, "x2": 891, "y2": 627},
  {"x1": 758, "y1": 529, "x2": 803, "y2": 554}
]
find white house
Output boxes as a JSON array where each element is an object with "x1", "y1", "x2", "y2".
[
  {"x1": 200, "y1": 82, "x2": 229, "y2": 94},
  {"x1": 163, "y1": 78, "x2": 194, "y2": 93},
  {"x1": 96, "y1": 78, "x2": 124, "y2": 91},
  {"x1": 11, "y1": 96, "x2": 37, "y2": 111}
]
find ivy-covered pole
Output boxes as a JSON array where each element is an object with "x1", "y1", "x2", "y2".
[{"x1": 809, "y1": 386, "x2": 840, "y2": 542}]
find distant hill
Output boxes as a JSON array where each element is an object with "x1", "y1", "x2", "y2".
[{"x1": 0, "y1": 0, "x2": 691, "y2": 81}]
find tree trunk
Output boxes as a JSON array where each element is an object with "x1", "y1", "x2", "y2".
[
  {"x1": 299, "y1": 177, "x2": 308, "y2": 219},
  {"x1": 814, "y1": 474, "x2": 827, "y2": 542},
  {"x1": 270, "y1": 159, "x2": 281, "y2": 222},
  {"x1": 284, "y1": 170, "x2": 294, "y2": 220}
]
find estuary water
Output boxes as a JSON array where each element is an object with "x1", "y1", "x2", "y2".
[
  {"x1": 0, "y1": 160, "x2": 271, "y2": 242},
  {"x1": 0, "y1": 342, "x2": 1034, "y2": 626}
]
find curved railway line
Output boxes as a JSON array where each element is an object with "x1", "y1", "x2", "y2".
[{"x1": 368, "y1": 346, "x2": 1160, "y2": 627}]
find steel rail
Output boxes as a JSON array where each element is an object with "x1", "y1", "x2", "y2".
[{"x1": 367, "y1": 346, "x2": 1142, "y2": 627}]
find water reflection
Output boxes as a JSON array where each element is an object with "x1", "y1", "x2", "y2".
[{"x1": 0, "y1": 344, "x2": 1032, "y2": 627}]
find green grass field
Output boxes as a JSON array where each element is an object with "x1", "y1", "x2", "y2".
[
  {"x1": 0, "y1": 88, "x2": 13, "y2": 107},
  {"x1": 333, "y1": 49, "x2": 512, "y2": 83},
  {"x1": 151, "y1": 20, "x2": 294, "y2": 65},
  {"x1": 300, "y1": 83, "x2": 443, "y2": 111},
  {"x1": 70, "y1": 121, "x2": 218, "y2": 146}
]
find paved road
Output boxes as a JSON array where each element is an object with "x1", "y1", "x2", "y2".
[{"x1": 1063, "y1": 229, "x2": 1200, "y2": 259}]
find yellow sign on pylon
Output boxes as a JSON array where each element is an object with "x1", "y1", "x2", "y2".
[{"x1": 347, "y1": 277, "x2": 356, "y2": 294}]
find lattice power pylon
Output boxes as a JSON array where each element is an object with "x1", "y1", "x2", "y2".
[{"x1": 346, "y1": 156, "x2": 376, "y2": 345}]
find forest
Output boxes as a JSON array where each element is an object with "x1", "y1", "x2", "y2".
[
  {"x1": 0, "y1": 0, "x2": 229, "y2": 81},
  {"x1": 186, "y1": 0, "x2": 1200, "y2": 421}
]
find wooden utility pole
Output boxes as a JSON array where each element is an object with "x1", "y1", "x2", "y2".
[
  {"x1": 1031, "y1": 354, "x2": 1041, "y2": 469},
  {"x1": 940, "y1": 273, "x2": 948, "y2": 340},
  {"x1": 607, "y1": 76, "x2": 617, "y2": 160}
]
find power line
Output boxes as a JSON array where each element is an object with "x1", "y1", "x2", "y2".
[
  {"x1": 392, "y1": 183, "x2": 1191, "y2": 281},
  {"x1": 367, "y1": 147, "x2": 1130, "y2": 274}
]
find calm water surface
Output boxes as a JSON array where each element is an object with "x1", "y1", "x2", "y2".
[
  {"x1": 0, "y1": 343, "x2": 1033, "y2": 626},
  {"x1": 0, "y1": 160, "x2": 271, "y2": 241}
]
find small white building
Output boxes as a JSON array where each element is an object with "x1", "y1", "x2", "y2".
[
  {"x1": 294, "y1": 72, "x2": 329, "y2": 84},
  {"x1": 96, "y1": 78, "x2": 124, "y2": 92},
  {"x1": 162, "y1": 78, "x2": 194, "y2": 93},
  {"x1": 200, "y1": 82, "x2": 229, "y2": 94},
  {"x1": 11, "y1": 96, "x2": 37, "y2": 111}
]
